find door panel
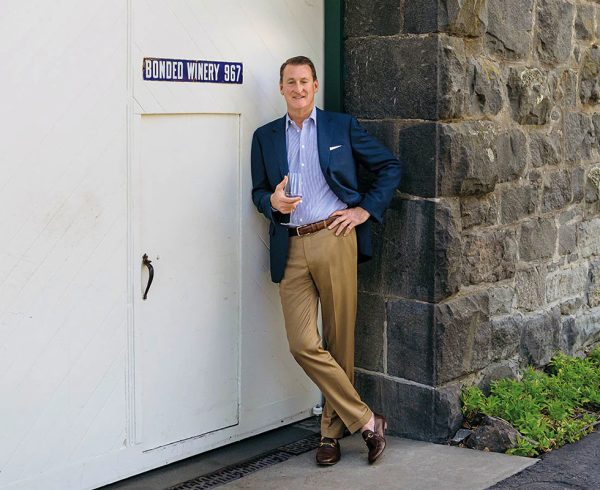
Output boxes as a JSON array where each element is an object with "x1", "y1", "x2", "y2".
[{"x1": 134, "y1": 113, "x2": 240, "y2": 448}]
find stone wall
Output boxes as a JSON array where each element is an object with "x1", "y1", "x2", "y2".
[{"x1": 345, "y1": 0, "x2": 600, "y2": 442}]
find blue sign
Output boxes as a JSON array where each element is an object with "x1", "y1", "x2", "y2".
[{"x1": 143, "y1": 57, "x2": 243, "y2": 84}]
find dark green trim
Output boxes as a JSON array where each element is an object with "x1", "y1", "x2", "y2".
[{"x1": 324, "y1": 0, "x2": 344, "y2": 112}]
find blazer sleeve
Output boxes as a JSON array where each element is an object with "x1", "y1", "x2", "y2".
[
  {"x1": 251, "y1": 130, "x2": 290, "y2": 226},
  {"x1": 349, "y1": 117, "x2": 403, "y2": 223},
  {"x1": 250, "y1": 130, "x2": 275, "y2": 222}
]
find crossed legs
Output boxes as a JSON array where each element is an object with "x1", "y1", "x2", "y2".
[{"x1": 279, "y1": 228, "x2": 372, "y2": 438}]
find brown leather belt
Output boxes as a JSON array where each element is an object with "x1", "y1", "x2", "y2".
[{"x1": 288, "y1": 216, "x2": 337, "y2": 237}]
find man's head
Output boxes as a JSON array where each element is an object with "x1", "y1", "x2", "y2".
[
  {"x1": 279, "y1": 56, "x2": 317, "y2": 84},
  {"x1": 279, "y1": 56, "x2": 318, "y2": 116}
]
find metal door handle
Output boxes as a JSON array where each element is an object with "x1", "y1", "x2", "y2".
[{"x1": 142, "y1": 254, "x2": 154, "y2": 300}]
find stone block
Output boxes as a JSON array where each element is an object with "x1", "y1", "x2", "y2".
[
  {"x1": 593, "y1": 115, "x2": 600, "y2": 148},
  {"x1": 586, "y1": 166, "x2": 600, "y2": 204},
  {"x1": 500, "y1": 184, "x2": 537, "y2": 224},
  {"x1": 542, "y1": 169, "x2": 572, "y2": 212},
  {"x1": 507, "y1": 67, "x2": 553, "y2": 125},
  {"x1": 560, "y1": 315, "x2": 578, "y2": 355},
  {"x1": 559, "y1": 309, "x2": 600, "y2": 356},
  {"x1": 344, "y1": 0, "x2": 402, "y2": 38},
  {"x1": 354, "y1": 371, "x2": 437, "y2": 441},
  {"x1": 402, "y1": 0, "x2": 510, "y2": 39},
  {"x1": 546, "y1": 263, "x2": 588, "y2": 304},
  {"x1": 404, "y1": 0, "x2": 488, "y2": 36},
  {"x1": 515, "y1": 265, "x2": 546, "y2": 312},
  {"x1": 490, "y1": 314, "x2": 522, "y2": 362},
  {"x1": 558, "y1": 205, "x2": 581, "y2": 231},
  {"x1": 589, "y1": 260, "x2": 600, "y2": 308},
  {"x1": 528, "y1": 169, "x2": 544, "y2": 200},
  {"x1": 345, "y1": 36, "x2": 438, "y2": 120},
  {"x1": 439, "y1": 36, "x2": 468, "y2": 120},
  {"x1": 479, "y1": 362, "x2": 520, "y2": 393},
  {"x1": 387, "y1": 299, "x2": 434, "y2": 385},
  {"x1": 435, "y1": 293, "x2": 491, "y2": 384},
  {"x1": 496, "y1": 128, "x2": 527, "y2": 183},
  {"x1": 486, "y1": 0, "x2": 534, "y2": 60},
  {"x1": 403, "y1": 0, "x2": 438, "y2": 33},
  {"x1": 432, "y1": 381, "x2": 464, "y2": 442},
  {"x1": 565, "y1": 112, "x2": 595, "y2": 163},
  {"x1": 535, "y1": 0, "x2": 575, "y2": 66},
  {"x1": 575, "y1": 3, "x2": 594, "y2": 40},
  {"x1": 382, "y1": 200, "x2": 461, "y2": 302},
  {"x1": 520, "y1": 308, "x2": 561, "y2": 367},
  {"x1": 382, "y1": 197, "x2": 462, "y2": 302},
  {"x1": 400, "y1": 122, "x2": 527, "y2": 198},
  {"x1": 573, "y1": 166, "x2": 586, "y2": 203},
  {"x1": 359, "y1": 119, "x2": 407, "y2": 162},
  {"x1": 438, "y1": 121, "x2": 499, "y2": 196},
  {"x1": 569, "y1": 307, "x2": 600, "y2": 355},
  {"x1": 559, "y1": 297, "x2": 584, "y2": 316},
  {"x1": 547, "y1": 258, "x2": 567, "y2": 273},
  {"x1": 578, "y1": 218, "x2": 600, "y2": 258},
  {"x1": 463, "y1": 228, "x2": 518, "y2": 284},
  {"x1": 489, "y1": 286, "x2": 515, "y2": 316},
  {"x1": 580, "y1": 46, "x2": 600, "y2": 106},
  {"x1": 355, "y1": 293, "x2": 385, "y2": 372},
  {"x1": 467, "y1": 58, "x2": 504, "y2": 116},
  {"x1": 381, "y1": 199, "x2": 435, "y2": 302},
  {"x1": 398, "y1": 122, "x2": 437, "y2": 197},
  {"x1": 558, "y1": 69, "x2": 578, "y2": 108},
  {"x1": 529, "y1": 130, "x2": 561, "y2": 168},
  {"x1": 461, "y1": 193, "x2": 499, "y2": 229},
  {"x1": 519, "y1": 217, "x2": 557, "y2": 261},
  {"x1": 434, "y1": 199, "x2": 463, "y2": 299},
  {"x1": 559, "y1": 222, "x2": 577, "y2": 256},
  {"x1": 443, "y1": 0, "x2": 488, "y2": 36}
]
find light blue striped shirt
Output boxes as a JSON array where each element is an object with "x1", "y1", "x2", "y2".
[{"x1": 286, "y1": 107, "x2": 346, "y2": 226}]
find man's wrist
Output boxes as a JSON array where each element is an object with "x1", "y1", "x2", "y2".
[{"x1": 356, "y1": 206, "x2": 370, "y2": 219}]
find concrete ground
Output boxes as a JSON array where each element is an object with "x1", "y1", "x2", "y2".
[
  {"x1": 219, "y1": 434, "x2": 536, "y2": 490},
  {"x1": 100, "y1": 417, "x2": 539, "y2": 490}
]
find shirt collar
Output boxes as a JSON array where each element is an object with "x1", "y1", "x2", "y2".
[{"x1": 286, "y1": 106, "x2": 317, "y2": 129}]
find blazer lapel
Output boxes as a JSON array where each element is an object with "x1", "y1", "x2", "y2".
[
  {"x1": 271, "y1": 115, "x2": 288, "y2": 180},
  {"x1": 316, "y1": 108, "x2": 331, "y2": 175}
]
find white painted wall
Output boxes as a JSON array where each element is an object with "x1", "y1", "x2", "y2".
[{"x1": 0, "y1": 1, "x2": 324, "y2": 488}]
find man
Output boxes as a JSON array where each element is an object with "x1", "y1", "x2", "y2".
[{"x1": 251, "y1": 56, "x2": 402, "y2": 465}]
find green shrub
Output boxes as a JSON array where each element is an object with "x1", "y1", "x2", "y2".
[{"x1": 461, "y1": 348, "x2": 600, "y2": 457}]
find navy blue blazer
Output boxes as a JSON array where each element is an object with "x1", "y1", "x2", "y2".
[{"x1": 251, "y1": 108, "x2": 402, "y2": 283}]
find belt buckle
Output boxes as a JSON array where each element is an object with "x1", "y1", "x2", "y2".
[{"x1": 297, "y1": 224, "x2": 310, "y2": 237}]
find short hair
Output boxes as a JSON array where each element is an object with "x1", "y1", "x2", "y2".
[{"x1": 279, "y1": 56, "x2": 318, "y2": 84}]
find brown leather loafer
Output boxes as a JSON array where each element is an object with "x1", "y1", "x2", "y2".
[
  {"x1": 362, "y1": 413, "x2": 387, "y2": 464},
  {"x1": 316, "y1": 437, "x2": 340, "y2": 465}
]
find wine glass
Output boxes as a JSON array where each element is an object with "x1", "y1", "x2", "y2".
[
  {"x1": 285, "y1": 172, "x2": 303, "y2": 198},
  {"x1": 285, "y1": 172, "x2": 302, "y2": 226}
]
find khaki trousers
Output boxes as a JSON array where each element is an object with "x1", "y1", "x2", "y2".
[{"x1": 279, "y1": 227, "x2": 372, "y2": 438}]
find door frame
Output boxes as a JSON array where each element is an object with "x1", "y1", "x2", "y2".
[{"x1": 324, "y1": 0, "x2": 344, "y2": 112}]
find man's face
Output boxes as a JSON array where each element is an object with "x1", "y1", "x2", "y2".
[{"x1": 280, "y1": 64, "x2": 318, "y2": 113}]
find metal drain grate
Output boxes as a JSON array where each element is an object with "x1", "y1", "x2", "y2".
[
  {"x1": 166, "y1": 433, "x2": 321, "y2": 490},
  {"x1": 277, "y1": 433, "x2": 321, "y2": 455}
]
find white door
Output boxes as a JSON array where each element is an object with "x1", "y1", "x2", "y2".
[
  {"x1": 133, "y1": 113, "x2": 240, "y2": 449},
  {"x1": 130, "y1": 0, "x2": 325, "y2": 467},
  {"x1": 0, "y1": 1, "x2": 325, "y2": 488}
]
